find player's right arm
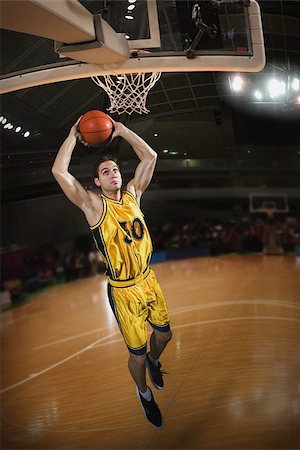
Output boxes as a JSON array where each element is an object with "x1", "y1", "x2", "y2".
[{"x1": 52, "y1": 119, "x2": 101, "y2": 221}]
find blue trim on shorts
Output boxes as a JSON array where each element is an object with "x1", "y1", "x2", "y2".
[
  {"x1": 128, "y1": 344, "x2": 147, "y2": 355},
  {"x1": 148, "y1": 320, "x2": 170, "y2": 332}
]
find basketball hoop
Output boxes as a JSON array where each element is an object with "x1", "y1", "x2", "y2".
[{"x1": 91, "y1": 72, "x2": 161, "y2": 115}]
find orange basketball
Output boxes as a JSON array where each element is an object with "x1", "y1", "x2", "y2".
[{"x1": 78, "y1": 110, "x2": 113, "y2": 147}]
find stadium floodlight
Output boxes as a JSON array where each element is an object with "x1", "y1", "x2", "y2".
[
  {"x1": 254, "y1": 90, "x2": 263, "y2": 100},
  {"x1": 268, "y1": 79, "x2": 286, "y2": 98},
  {"x1": 230, "y1": 76, "x2": 243, "y2": 92},
  {"x1": 291, "y1": 77, "x2": 299, "y2": 91}
]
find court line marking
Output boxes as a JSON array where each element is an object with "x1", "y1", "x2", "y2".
[
  {"x1": 0, "y1": 331, "x2": 119, "y2": 394},
  {"x1": 2, "y1": 254, "x2": 297, "y2": 329},
  {"x1": 34, "y1": 325, "x2": 118, "y2": 350},
  {"x1": 2, "y1": 291, "x2": 300, "y2": 395},
  {"x1": 170, "y1": 299, "x2": 300, "y2": 314},
  {"x1": 0, "y1": 316, "x2": 300, "y2": 433},
  {"x1": 2, "y1": 271, "x2": 298, "y2": 329},
  {"x1": 173, "y1": 315, "x2": 300, "y2": 329},
  {"x1": 31, "y1": 299, "x2": 300, "y2": 351},
  {"x1": 91, "y1": 314, "x2": 300, "y2": 349},
  {"x1": 2, "y1": 314, "x2": 299, "y2": 396},
  {"x1": 1, "y1": 315, "x2": 28, "y2": 328}
]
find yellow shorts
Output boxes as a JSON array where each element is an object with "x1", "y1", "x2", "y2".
[{"x1": 107, "y1": 268, "x2": 170, "y2": 354}]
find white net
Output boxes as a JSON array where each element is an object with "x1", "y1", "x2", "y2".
[{"x1": 91, "y1": 72, "x2": 161, "y2": 115}]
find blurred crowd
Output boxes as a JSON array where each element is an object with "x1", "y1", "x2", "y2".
[
  {"x1": 151, "y1": 215, "x2": 300, "y2": 255},
  {"x1": 1, "y1": 250, "x2": 106, "y2": 304},
  {"x1": 1, "y1": 214, "x2": 299, "y2": 305}
]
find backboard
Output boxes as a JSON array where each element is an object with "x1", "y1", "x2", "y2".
[
  {"x1": 249, "y1": 193, "x2": 289, "y2": 213},
  {"x1": 99, "y1": 0, "x2": 256, "y2": 56},
  {"x1": 0, "y1": 0, "x2": 265, "y2": 94}
]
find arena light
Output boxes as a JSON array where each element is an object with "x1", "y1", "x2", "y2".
[
  {"x1": 8, "y1": 124, "x2": 14, "y2": 130},
  {"x1": 23, "y1": 131, "x2": 30, "y2": 138},
  {"x1": 153, "y1": 133, "x2": 159, "y2": 137},
  {"x1": 0, "y1": 115, "x2": 4, "y2": 122},
  {"x1": 254, "y1": 90, "x2": 263, "y2": 100},
  {"x1": 163, "y1": 149, "x2": 168, "y2": 153},
  {"x1": 125, "y1": 34, "x2": 130, "y2": 39},
  {"x1": 15, "y1": 126, "x2": 21, "y2": 133},
  {"x1": 2, "y1": 117, "x2": 7, "y2": 124},
  {"x1": 292, "y1": 77, "x2": 299, "y2": 91},
  {"x1": 230, "y1": 75, "x2": 243, "y2": 92},
  {"x1": 125, "y1": 15, "x2": 134, "y2": 19},
  {"x1": 4, "y1": 123, "x2": 10, "y2": 129},
  {"x1": 128, "y1": 0, "x2": 137, "y2": 3},
  {"x1": 127, "y1": 4, "x2": 136, "y2": 10},
  {"x1": 267, "y1": 79, "x2": 286, "y2": 98}
]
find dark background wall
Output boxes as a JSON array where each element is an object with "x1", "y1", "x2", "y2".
[{"x1": 2, "y1": 193, "x2": 241, "y2": 251}]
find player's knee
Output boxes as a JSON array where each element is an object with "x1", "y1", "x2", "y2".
[
  {"x1": 165, "y1": 329, "x2": 172, "y2": 342},
  {"x1": 155, "y1": 328, "x2": 172, "y2": 343},
  {"x1": 128, "y1": 352, "x2": 146, "y2": 367}
]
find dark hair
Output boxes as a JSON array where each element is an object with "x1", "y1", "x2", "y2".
[{"x1": 93, "y1": 154, "x2": 121, "y2": 179}]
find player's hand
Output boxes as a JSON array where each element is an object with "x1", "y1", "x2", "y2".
[
  {"x1": 70, "y1": 116, "x2": 89, "y2": 147},
  {"x1": 69, "y1": 116, "x2": 82, "y2": 137},
  {"x1": 110, "y1": 118, "x2": 126, "y2": 139},
  {"x1": 76, "y1": 132, "x2": 90, "y2": 147}
]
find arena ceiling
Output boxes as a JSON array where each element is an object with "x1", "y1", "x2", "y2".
[{"x1": 0, "y1": 0, "x2": 300, "y2": 204}]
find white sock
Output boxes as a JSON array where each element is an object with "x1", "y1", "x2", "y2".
[
  {"x1": 139, "y1": 387, "x2": 152, "y2": 401},
  {"x1": 149, "y1": 353, "x2": 159, "y2": 367}
]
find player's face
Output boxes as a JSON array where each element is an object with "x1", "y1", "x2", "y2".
[{"x1": 96, "y1": 161, "x2": 122, "y2": 192}]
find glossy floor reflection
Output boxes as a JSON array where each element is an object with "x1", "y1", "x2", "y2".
[{"x1": 1, "y1": 255, "x2": 300, "y2": 449}]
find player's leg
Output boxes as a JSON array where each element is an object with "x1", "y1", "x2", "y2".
[
  {"x1": 107, "y1": 283, "x2": 163, "y2": 428},
  {"x1": 146, "y1": 270, "x2": 172, "y2": 390},
  {"x1": 146, "y1": 328, "x2": 172, "y2": 390},
  {"x1": 149, "y1": 328, "x2": 172, "y2": 361},
  {"x1": 128, "y1": 353, "x2": 147, "y2": 392}
]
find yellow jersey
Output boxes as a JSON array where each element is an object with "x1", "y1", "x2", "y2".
[{"x1": 90, "y1": 190, "x2": 153, "y2": 282}]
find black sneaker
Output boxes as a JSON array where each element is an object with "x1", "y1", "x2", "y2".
[
  {"x1": 146, "y1": 353, "x2": 166, "y2": 390},
  {"x1": 136, "y1": 386, "x2": 163, "y2": 429}
]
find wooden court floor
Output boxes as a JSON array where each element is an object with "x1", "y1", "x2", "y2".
[{"x1": 1, "y1": 254, "x2": 300, "y2": 450}]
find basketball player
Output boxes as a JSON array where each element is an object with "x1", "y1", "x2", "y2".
[{"x1": 52, "y1": 117, "x2": 172, "y2": 429}]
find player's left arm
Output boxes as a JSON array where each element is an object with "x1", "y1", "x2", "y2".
[{"x1": 112, "y1": 121, "x2": 157, "y2": 205}]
